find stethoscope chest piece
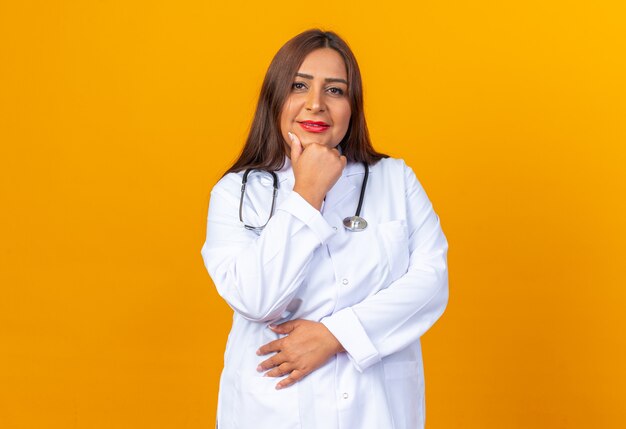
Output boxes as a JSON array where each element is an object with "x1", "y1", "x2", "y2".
[
  {"x1": 343, "y1": 216, "x2": 368, "y2": 232},
  {"x1": 342, "y1": 162, "x2": 370, "y2": 232}
]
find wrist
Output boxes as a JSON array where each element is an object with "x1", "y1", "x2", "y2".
[
  {"x1": 320, "y1": 323, "x2": 345, "y2": 354},
  {"x1": 293, "y1": 185, "x2": 324, "y2": 211}
]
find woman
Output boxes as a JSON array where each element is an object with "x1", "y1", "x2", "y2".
[{"x1": 201, "y1": 29, "x2": 448, "y2": 429}]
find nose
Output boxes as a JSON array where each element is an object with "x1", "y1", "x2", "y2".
[{"x1": 305, "y1": 88, "x2": 325, "y2": 113}]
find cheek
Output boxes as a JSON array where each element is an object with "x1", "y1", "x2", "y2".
[
  {"x1": 282, "y1": 106, "x2": 301, "y2": 132},
  {"x1": 279, "y1": 108, "x2": 293, "y2": 133},
  {"x1": 338, "y1": 105, "x2": 351, "y2": 131},
  {"x1": 281, "y1": 98, "x2": 298, "y2": 119}
]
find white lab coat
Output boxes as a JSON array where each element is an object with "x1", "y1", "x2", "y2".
[{"x1": 201, "y1": 156, "x2": 448, "y2": 429}]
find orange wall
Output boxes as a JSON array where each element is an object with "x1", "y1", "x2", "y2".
[{"x1": 1, "y1": 1, "x2": 625, "y2": 428}]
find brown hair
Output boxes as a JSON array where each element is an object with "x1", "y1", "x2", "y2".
[{"x1": 225, "y1": 29, "x2": 387, "y2": 175}]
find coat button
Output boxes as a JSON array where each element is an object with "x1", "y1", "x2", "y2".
[
  {"x1": 341, "y1": 278, "x2": 349, "y2": 285},
  {"x1": 342, "y1": 392, "x2": 349, "y2": 399}
]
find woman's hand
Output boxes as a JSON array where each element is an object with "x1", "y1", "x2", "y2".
[
  {"x1": 256, "y1": 319, "x2": 345, "y2": 390},
  {"x1": 290, "y1": 132, "x2": 347, "y2": 210}
]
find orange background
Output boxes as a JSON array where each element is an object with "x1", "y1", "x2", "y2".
[{"x1": 1, "y1": 1, "x2": 625, "y2": 428}]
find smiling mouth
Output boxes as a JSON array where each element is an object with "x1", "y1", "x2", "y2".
[{"x1": 298, "y1": 121, "x2": 330, "y2": 132}]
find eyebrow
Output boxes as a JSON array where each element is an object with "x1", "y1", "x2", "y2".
[{"x1": 296, "y1": 72, "x2": 348, "y2": 85}]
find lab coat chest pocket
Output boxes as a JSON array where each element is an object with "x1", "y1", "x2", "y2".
[{"x1": 376, "y1": 220, "x2": 410, "y2": 282}]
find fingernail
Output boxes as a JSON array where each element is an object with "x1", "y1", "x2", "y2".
[
  {"x1": 256, "y1": 365, "x2": 263, "y2": 372},
  {"x1": 287, "y1": 132, "x2": 294, "y2": 141},
  {"x1": 268, "y1": 324, "x2": 277, "y2": 329},
  {"x1": 275, "y1": 385, "x2": 283, "y2": 390},
  {"x1": 256, "y1": 349, "x2": 261, "y2": 356}
]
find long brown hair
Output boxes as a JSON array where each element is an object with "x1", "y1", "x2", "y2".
[{"x1": 225, "y1": 29, "x2": 387, "y2": 175}]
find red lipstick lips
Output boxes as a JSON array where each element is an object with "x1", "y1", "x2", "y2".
[{"x1": 298, "y1": 120, "x2": 330, "y2": 133}]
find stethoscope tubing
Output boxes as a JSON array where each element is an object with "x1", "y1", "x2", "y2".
[
  {"x1": 239, "y1": 169, "x2": 279, "y2": 232},
  {"x1": 354, "y1": 162, "x2": 369, "y2": 218},
  {"x1": 240, "y1": 162, "x2": 369, "y2": 232}
]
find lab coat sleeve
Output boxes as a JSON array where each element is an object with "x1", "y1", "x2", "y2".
[
  {"x1": 321, "y1": 161, "x2": 449, "y2": 372},
  {"x1": 201, "y1": 175, "x2": 336, "y2": 323}
]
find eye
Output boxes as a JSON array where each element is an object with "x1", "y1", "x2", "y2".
[
  {"x1": 327, "y1": 87, "x2": 345, "y2": 96},
  {"x1": 292, "y1": 82, "x2": 307, "y2": 91}
]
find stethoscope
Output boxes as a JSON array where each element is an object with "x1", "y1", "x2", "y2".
[{"x1": 239, "y1": 162, "x2": 369, "y2": 232}]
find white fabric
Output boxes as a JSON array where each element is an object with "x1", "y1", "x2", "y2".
[{"x1": 201, "y1": 157, "x2": 448, "y2": 429}]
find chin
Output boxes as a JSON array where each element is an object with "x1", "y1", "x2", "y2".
[{"x1": 302, "y1": 139, "x2": 322, "y2": 147}]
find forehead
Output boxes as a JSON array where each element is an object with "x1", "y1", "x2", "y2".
[{"x1": 297, "y1": 48, "x2": 347, "y2": 80}]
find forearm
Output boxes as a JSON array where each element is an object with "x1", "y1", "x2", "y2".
[
  {"x1": 203, "y1": 190, "x2": 335, "y2": 322},
  {"x1": 322, "y1": 247, "x2": 449, "y2": 371}
]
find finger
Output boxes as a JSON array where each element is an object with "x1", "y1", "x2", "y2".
[
  {"x1": 289, "y1": 132, "x2": 303, "y2": 163},
  {"x1": 256, "y1": 338, "x2": 283, "y2": 356},
  {"x1": 264, "y1": 362, "x2": 293, "y2": 378},
  {"x1": 256, "y1": 354, "x2": 282, "y2": 372},
  {"x1": 275, "y1": 369, "x2": 305, "y2": 390},
  {"x1": 270, "y1": 319, "x2": 298, "y2": 334}
]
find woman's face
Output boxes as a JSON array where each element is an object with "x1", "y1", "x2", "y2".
[{"x1": 280, "y1": 48, "x2": 351, "y2": 152}]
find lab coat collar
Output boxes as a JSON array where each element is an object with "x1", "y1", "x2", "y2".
[
  {"x1": 323, "y1": 174, "x2": 356, "y2": 213},
  {"x1": 325, "y1": 161, "x2": 376, "y2": 212},
  {"x1": 276, "y1": 156, "x2": 293, "y2": 183}
]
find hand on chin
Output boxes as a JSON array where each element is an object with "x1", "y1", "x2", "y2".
[{"x1": 299, "y1": 136, "x2": 328, "y2": 148}]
